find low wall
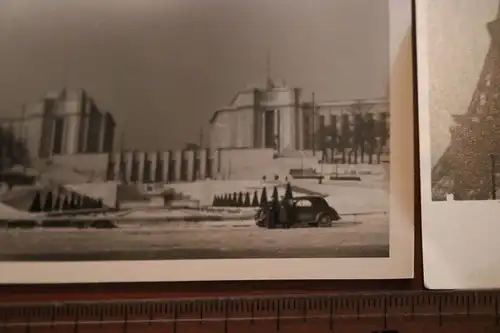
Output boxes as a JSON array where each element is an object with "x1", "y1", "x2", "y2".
[
  {"x1": 217, "y1": 148, "x2": 275, "y2": 180},
  {"x1": 39, "y1": 148, "x2": 389, "y2": 186},
  {"x1": 50, "y1": 153, "x2": 109, "y2": 181}
]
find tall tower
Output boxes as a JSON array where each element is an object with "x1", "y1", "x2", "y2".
[{"x1": 431, "y1": 3, "x2": 500, "y2": 200}]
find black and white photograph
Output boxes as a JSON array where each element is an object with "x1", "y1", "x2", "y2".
[
  {"x1": 0, "y1": 0, "x2": 414, "y2": 283},
  {"x1": 427, "y1": 0, "x2": 500, "y2": 202},
  {"x1": 417, "y1": 0, "x2": 500, "y2": 289}
]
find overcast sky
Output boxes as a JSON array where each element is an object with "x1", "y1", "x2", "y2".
[{"x1": 0, "y1": 0, "x2": 410, "y2": 150}]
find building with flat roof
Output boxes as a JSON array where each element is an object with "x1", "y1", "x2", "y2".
[
  {"x1": 0, "y1": 88, "x2": 116, "y2": 162},
  {"x1": 209, "y1": 79, "x2": 389, "y2": 155}
]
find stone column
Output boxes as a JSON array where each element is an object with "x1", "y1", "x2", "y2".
[
  {"x1": 97, "y1": 113, "x2": 106, "y2": 153},
  {"x1": 111, "y1": 152, "x2": 119, "y2": 181},
  {"x1": 80, "y1": 108, "x2": 89, "y2": 153},
  {"x1": 136, "y1": 151, "x2": 145, "y2": 183},
  {"x1": 199, "y1": 149, "x2": 207, "y2": 180},
  {"x1": 211, "y1": 149, "x2": 220, "y2": 179},
  {"x1": 173, "y1": 150, "x2": 182, "y2": 182},
  {"x1": 143, "y1": 152, "x2": 150, "y2": 183},
  {"x1": 149, "y1": 152, "x2": 158, "y2": 183},
  {"x1": 39, "y1": 108, "x2": 55, "y2": 159},
  {"x1": 185, "y1": 150, "x2": 195, "y2": 182},
  {"x1": 105, "y1": 152, "x2": 117, "y2": 181},
  {"x1": 333, "y1": 114, "x2": 342, "y2": 159},
  {"x1": 276, "y1": 109, "x2": 282, "y2": 152},
  {"x1": 346, "y1": 113, "x2": 355, "y2": 164},
  {"x1": 48, "y1": 116, "x2": 57, "y2": 156},
  {"x1": 153, "y1": 151, "x2": 162, "y2": 183},
  {"x1": 363, "y1": 112, "x2": 373, "y2": 164},
  {"x1": 297, "y1": 108, "x2": 304, "y2": 150},
  {"x1": 293, "y1": 88, "x2": 302, "y2": 151},
  {"x1": 60, "y1": 116, "x2": 70, "y2": 155},
  {"x1": 130, "y1": 151, "x2": 139, "y2": 182},
  {"x1": 325, "y1": 148, "x2": 332, "y2": 163},
  {"x1": 124, "y1": 151, "x2": 133, "y2": 183},
  {"x1": 118, "y1": 152, "x2": 125, "y2": 181},
  {"x1": 261, "y1": 111, "x2": 266, "y2": 148},
  {"x1": 160, "y1": 151, "x2": 170, "y2": 183}
]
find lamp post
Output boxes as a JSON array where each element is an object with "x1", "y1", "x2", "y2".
[
  {"x1": 311, "y1": 92, "x2": 316, "y2": 156},
  {"x1": 300, "y1": 150, "x2": 305, "y2": 176},
  {"x1": 321, "y1": 136, "x2": 332, "y2": 177},
  {"x1": 320, "y1": 154, "x2": 324, "y2": 177}
]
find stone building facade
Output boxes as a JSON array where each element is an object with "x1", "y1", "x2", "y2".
[
  {"x1": 0, "y1": 89, "x2": 116, "y2": 163},
  {"x1": 209, "y1": 80, "x2": 389, "y2": 162},
  {"x1": 209, "y1": 82, "x2": 303, "y2": 152}
]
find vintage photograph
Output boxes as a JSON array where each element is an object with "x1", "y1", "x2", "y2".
[
  {"x1": 417, "y1": 0, "x2": 500, "y2": 289},
  {"x1": 426, "y1": 0, "x2": 500, "y2": 201},
  {"x1": 0, "y1": 0, "x2": 414, "y2": 283}
]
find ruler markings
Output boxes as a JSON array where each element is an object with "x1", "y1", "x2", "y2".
[
  {"x1": 328, "y1": 300, "x2": 334, "y2": 332},
  {"x1": 0, "y1": 290, "x2": 468, "y2": 308},
  {"x1": 250, "y1": 301, "x2": 255, "y2": 325},
  {"x1": 496, "y1": 296, "x2": 499, "y2": 327},
  {"x1": 382, "y1": 296, "x2": 387, "y2": 329},
  {"x1": 73, "y1": 311, "x2": 78, "y2": 333},
  {"x1": 275, "y1": 303, "x2": 280, "y2": 332},
  {"x1": 1, "y1": 311, "x2": 498, "y2": 327},
  {"x1": 438, "y1": 296, "x2": 442, "y2": 326},
  {"x1": 3, "y1": 291, "x2": 500, "y2": 332},
  {"x1": 172, "y1": 305, "x2": 178, "y2": 333},
  {"x1": 223, "y1": 302, "x2": 228, "y2": 333},
  {"x1": 122, "y1": 311, "x2": 127, "y2": 333}
]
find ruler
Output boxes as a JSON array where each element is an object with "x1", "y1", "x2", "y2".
[{"x1": 1, "y1": 290, "x2": 499, "y2": 333}]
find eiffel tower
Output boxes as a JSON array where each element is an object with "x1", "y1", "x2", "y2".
[{"x1": 432, "y1": 3, "x2": 500, "y2": 201}]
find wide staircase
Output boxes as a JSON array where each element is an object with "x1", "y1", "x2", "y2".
[
  {"x1": 221, "y1": 149, "x2": 321, "y2": 181},
  {"x1": 223, "y1": 148, "x2": 387, "y2": 182},
  {"x1": 0, "y1": 159, "x2": 117, "y2": 213},
  {"x1": 1, "y1": 184, "x2": 113, "y2": 213}
]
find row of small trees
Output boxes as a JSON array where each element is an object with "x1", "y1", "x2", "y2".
[
  {"x1": 29, "y1": 191, "x2": 104, "y2": 213},
  {"x1": 212, "y1": 182, "x2": 294, "y2": 208}
]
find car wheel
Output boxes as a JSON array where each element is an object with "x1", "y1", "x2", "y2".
[{"x1": 319, "y1": 214, "x2": 333, "y2": 227}]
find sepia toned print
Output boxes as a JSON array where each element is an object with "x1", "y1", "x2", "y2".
[
  {"x1": 0, "y1": 0, "x2": 413, "y2": 283},
  {"x1": 417, "y1": 0, "x2": 500, "y2": 289},
  {"x1": 430, "y1": 1, "x2": 500, "y2": 201}
]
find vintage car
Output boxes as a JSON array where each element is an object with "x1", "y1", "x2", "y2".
[{"x1": 255, "y1": 196, "x2": 341, "y2": 228}]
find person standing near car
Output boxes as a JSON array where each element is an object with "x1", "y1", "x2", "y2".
[
  {"x1": 266, "y1": 202, "x2": 276, "y2": 229},
  {"x1": 280, "y1": 197, "x2": 294, "y2": 228},
  {"x1": 268, "y1": 197, "x2": 281, "y2": 229}
]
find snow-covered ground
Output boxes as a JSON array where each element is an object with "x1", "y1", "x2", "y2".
[
  {"x1": 0, "y1": 213, "x2": 388, "y2": 260},
  {"x1": 0, "y1": 202, "x2": 34, "y2": 219},
  {"x1": 167, "y1": 176, "x2": 388, "y2": 215},
  {"x1": 290, "y1": 179, "x2": 388, "y2": 215},
  {"x1": 0, "y1": 159, "x2": 388, "y2": 220},
  {"x1": 115, "y1": 207, "x2": 256, "y2": 221}
]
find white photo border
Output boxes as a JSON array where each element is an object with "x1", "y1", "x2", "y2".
[
  {"x1": 417, "y1": 0, "x2": 500, "y2": 289},
  {"x1": 0, "y1": 0, "x2": 414, "y2": 284}
]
